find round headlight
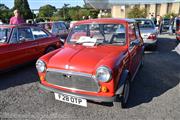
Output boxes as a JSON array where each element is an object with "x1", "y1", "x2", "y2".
[
  {"x1": 95, "y1": 66, "x2": 112, "y2": 82},
  {"x1": 36, "y1": 60, "x2": 46, "y2": 73}
]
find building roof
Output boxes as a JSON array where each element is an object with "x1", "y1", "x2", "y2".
[
  {"x1": 84, "y1": 0, "x2": 179, "y2": 9},
  {"x1": 72, "y1": 18, "x2": 136, "y2": 26}
]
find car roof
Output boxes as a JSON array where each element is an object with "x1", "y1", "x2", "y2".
[
  {"x1": 73, "y1": 18, "x2": 136, "y2": 26},
  {"x1": 135, "y1": 18, "x2": 153, "y2": 21},
  {"x1": 38, "y1": 21, "x2": 65, "y2": 24},
  {"x1": 0, "y1": 24, "x2": 38, "y2": 28}
]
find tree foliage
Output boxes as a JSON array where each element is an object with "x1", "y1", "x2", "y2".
[
  {"x1": 163, "y1": 12, "x2": 178, "y2": 19},
  {"x1": 128, "y1": 6, "x2": 147, "y2": 18},
  {"x1": 51, "y1": 6, "x2": 99, "y2": 21},
  {"x1": 13, "y1": 0, "x2": 33, "y2": 20},
  {"x1": 38, "y1": 4, "x2": 57, "y2": 18},
  {"x1": 0, "y1": 4, "x2": 12, "y2": 23}
]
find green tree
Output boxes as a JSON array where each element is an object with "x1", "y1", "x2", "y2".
[
  {"x1": 13, "y1": 0, "x2": 33, "y2": 20},
  {"x1": 0, "y1": 4, "x2": 12, "y2": 23},
  {"x1": 163, "y1": 13, "x2": 177, "y2": 19},
  {"x1": 38, "y1": 4, "x2": 57, "y2": 18},
  {"x1": 128, "y1": 6, "x2": 147, "y2": 18}
]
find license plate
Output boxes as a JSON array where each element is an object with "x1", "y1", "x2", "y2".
[{"x1": 54, "y1": 93, "x2": 87, "y2": 107}]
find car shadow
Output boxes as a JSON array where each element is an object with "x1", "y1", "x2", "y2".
[
  {"x1": 0, "y1": 62, "x2": 39, "y2": 90},
  {"x1": 127, "y1": 36, "x2": 180, "y2": 108}
]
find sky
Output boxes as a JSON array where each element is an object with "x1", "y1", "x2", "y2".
[{"x1": 0, "y1": 0, "x2": 85, "y2": 9}]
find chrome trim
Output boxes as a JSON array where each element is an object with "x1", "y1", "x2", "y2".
[
  {"x1": 49, "y1": 83, "x2": 100, "y2": 93},
  {"x1": 47, "y1": 68, "x2": 92, "y2": 77},
  {"x1": 46, "y1": 68, "x2": 100, "y2": 93}
]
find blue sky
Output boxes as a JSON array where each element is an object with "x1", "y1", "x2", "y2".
[{"x1": 0, "y1": 0, "x2": 85, "y2": 9}]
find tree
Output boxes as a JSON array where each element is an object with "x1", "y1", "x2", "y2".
[
  {"x1": 13, "y1": 0, "x2": 33, "y2": 20},
  {"x1": 38, "y1": 4, "x2": 57, "y2": 18},
  {"x1": 128, "y1": 6, "x2": 147, "y2": 18},
  {"x1": 163, "y1": 13, "x2": 177, "y2": 19},
  {"x1": 0, "y1": 4, "x2": 12, "y2": 23}
]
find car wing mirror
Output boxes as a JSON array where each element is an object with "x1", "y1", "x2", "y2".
[{"x1": 130, "y1": 40, "x2": 140, "y2": 46}]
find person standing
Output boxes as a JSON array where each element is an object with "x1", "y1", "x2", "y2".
[{"x1": 9, "y1": 9, "x2": 24, "y2": 25}]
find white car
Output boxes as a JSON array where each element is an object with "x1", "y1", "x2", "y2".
[{"x1": 135, "y1": 18, "x2": 158, "y2": 48}]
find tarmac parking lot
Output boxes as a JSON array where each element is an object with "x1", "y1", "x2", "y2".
[{"x1": 0, "y1": 34, "x2": 180, "y2": 120}]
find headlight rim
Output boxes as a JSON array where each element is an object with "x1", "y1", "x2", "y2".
[
  {"x1": 95, "y1": 66, "x2": 112, "y2": 83},
  {"x1": 36, "y1": 59, "x2": 46, "y2": 73}
]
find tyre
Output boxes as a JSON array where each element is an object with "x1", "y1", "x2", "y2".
[
  {"x1": 45, "y1": 47, "x2": 55, "y2": 53},
  {"x1": 113, "y1": 79, "x2": 130, "y2": 108},
  {"x1": 140, "y1": 53, "x2": 144, "y2": 68}
]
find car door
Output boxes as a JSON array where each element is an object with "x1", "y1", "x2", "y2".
[
  {"x1": 128, "y1": 23, "x2": 142, "y2": 78},
  {"x1": 31, "y1": 27, "x2": 51, "y2": 56},
  {"x1": 7, "y1": 27, "x2": 38, "y2": 67},
  {"x1": 0, "y1": 27, "x2": 12, "y2": 70}
]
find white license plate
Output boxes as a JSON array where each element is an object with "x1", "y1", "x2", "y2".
[{"x1": 54, "y1": 93, "x2": 87, "y2": 107}]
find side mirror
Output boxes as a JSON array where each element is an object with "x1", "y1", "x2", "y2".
[{"x1": 130, "y1": 40, "x2": 141, "y2": 46}]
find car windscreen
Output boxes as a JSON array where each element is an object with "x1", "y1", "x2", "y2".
[
  {"x1": 136, "y1": 20, "x2": 155, "y2": 29},
  {"x1": 163, "y1": 19, "x2": 170, "y2": 25},
  {"x1": 0, "y1": 28, "x2": 11, "y2": 43},
  {"x1": 67, "y1": 23, "x2": 126, "y2": 46}
]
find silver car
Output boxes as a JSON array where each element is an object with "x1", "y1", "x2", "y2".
[{"x1": 135, "y1": 18, "x2": 158, "y2": 48}]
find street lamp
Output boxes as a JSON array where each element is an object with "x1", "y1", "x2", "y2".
[{"x1": 63, "y1": 3, "x2": 70, "y2": 20}]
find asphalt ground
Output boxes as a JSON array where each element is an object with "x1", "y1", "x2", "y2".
[{"x1": 0, "y1": 34, "x2": 180, "y2": 120}]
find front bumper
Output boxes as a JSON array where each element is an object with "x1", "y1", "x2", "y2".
[{"x1": 39, "y1": 83, "x2": 118, "y2": 102}]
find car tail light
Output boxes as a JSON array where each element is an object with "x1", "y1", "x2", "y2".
[{"x1": 147, "y1": 34, "x2": 157, "y2": 40}]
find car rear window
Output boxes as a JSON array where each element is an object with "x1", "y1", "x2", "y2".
[{"x1": 136, "y1": 20, "x2": 155, "y2": 29}]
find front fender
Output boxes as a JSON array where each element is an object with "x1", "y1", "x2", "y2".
[{"x1": 115, "y1": 70, "x2": 129, "y2": 95}]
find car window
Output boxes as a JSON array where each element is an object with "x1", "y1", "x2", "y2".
[
  {"x1": 31, "y1": 27, "x2": 49, "y2": 39},
  {"x1": 18, "y1": 27, "x2": 33, "y2": 41},
  {"x1": 10, "y1": 28, "x2": 18, "y2": 43},
  {"x1": 60, "y1": 22, "x2": 67, "y2": 30},
  {"x1": 68, "y1": 23, "x2": 126, "y2": 46},
  {"x1": 44, "y1": 23, "x2": 52, "y2": 32},
  {"x1": 52, "y1": 23, "x2": 59, "y2": 34},
  {"x1": 136, "y1": 20, "x2": 155, "y2": 29},
  {"x1": 128, "y1": 23, "x2": 137, "y2": 41},
  {"x1": 0, "y1": 28, "x2": 11, "y2": 43}
]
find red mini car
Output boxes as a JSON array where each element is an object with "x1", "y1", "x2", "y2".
[
  {"x1": 0, "y1": 24, "x2": 62, "y2": 71},
  {"x1": 36, "y1": 18, "x2": 144, "y2": 108}
]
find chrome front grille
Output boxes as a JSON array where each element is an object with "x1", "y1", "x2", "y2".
[{"x1": 45, "y1": 69, "x2": 100, "y2": 92}]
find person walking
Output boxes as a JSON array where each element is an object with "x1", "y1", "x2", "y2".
[{"x1": 9, "y1": 9, "x2": 24, "y2": 25}]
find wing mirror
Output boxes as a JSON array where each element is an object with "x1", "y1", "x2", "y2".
[{"x1": 130, "y1": 40, "x2": 141, "y2": 46}]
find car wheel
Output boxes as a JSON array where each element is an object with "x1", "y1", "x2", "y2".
[
  {"x1": 140, "y1": 53, "x2": 144, "y2": 68},
  {"x1": 113, "y1": 79, "x2": 130, "y2": 109},
  {"x1": 45, "y1": 47, "x2": 55, "y2": 53},
  {"x1": 121, "y1": 79, "x2": 130, "y2": 108}
]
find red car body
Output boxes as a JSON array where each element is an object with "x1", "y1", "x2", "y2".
[
  {"x1": 175, "y1": 17, "x2": 180, "y2": 41},
  {"x1": 36, "y1": 18, "x2": 144, "y2": 108},
  {"x1": 0, "y1": 24, "x2": 62, "y2": 71}
]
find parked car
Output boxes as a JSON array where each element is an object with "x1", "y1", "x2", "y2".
[
  {"x1": 168, "y1": 17, "x2": 179, "y2": 35},
  {"x1": 175, "y1": 17, "x2": 180, "y2": 42},
  {"x1": 0, "y1": 24, "x2": 63, "y2": 72},
  {"x1": 37, "y1": 21, "x2": 69, "y2": 40},
  {"x1": 135, "y1": 18, "x2": 158, "y2": 48},
  {"x1": 161, "y1": 18, "x2": 170, "y2": 32},
  {"x1": 36, "y1": 18, "x2": 144, "y2": 108}
]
